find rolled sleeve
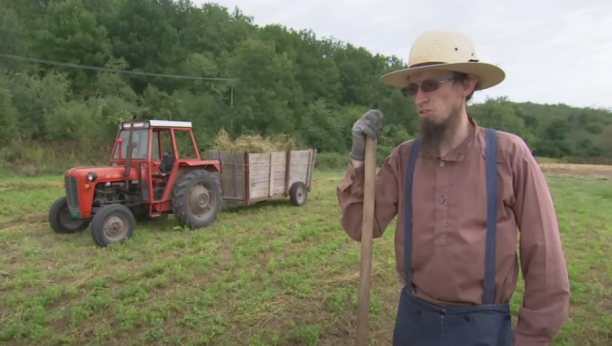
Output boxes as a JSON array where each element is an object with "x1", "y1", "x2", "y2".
[{"x1": 337, "y1": 147, "x2": 402, "y2": 241}]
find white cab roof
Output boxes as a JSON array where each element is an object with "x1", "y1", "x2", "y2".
[
  {"x1": 120, "y1": 120, "x2": 193, "y2": 129},
  {"x1": 149, "y1": 120, "x2": 192, "y2": 128}
]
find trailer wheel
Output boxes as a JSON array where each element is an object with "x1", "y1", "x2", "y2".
[
  {"x1": 90, "y1": 204, "x2": 135, "y2": 247},
  {"x1": 48, "y1": 196, "x2": 90, "y2": 234},
  {"x1": 171, "y1": 169, "x2": 222, "y2": 229},
  {"x1": 289, "y1": 181, "x2": 308, "y2": 206}
]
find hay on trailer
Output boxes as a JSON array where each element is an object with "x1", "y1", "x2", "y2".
[
  {"x1": 210, "y1": 129, "x2": 298, "y2": 197},
  {"x1": 212, "y1": 128, "x2": 296, "y2": 153}
]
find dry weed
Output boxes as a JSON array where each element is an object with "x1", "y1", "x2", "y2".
[
  {"x1": 213, "y1": 128, "x2": 296, "y2": 153},
  {"x1": 539, "y1": 162, "x2": 612, "y2": 178}
]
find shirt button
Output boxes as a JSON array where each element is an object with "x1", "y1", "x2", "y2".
[
  {"x1": 438, "y1": 196, "x2": 445, "y2": 204},
  {"x1": 435, "y1": 234, "x2": 447, "y2": 245},
  {"x1": 439, "y1": 161, "x2": 445, "y2": 167}
]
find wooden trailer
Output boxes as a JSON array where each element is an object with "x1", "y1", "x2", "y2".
[{"x1": 205, "y1": 148, "x2": 317, "y2": 207}]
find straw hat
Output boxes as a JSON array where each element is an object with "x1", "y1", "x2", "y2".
[{"x1": 380, "y1": 29, "x2": 505, "y2": 90}]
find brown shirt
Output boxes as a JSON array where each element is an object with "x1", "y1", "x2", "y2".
[{"x1": 337, "y1": 117, "x2": 570, "y2": 346}]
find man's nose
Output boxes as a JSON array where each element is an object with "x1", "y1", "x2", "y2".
[{"x1": 414, "y1": 88, "x2": 429, "y2": 104}]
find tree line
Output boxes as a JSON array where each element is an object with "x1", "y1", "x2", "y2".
[{"x1": 1, "y1": 0, "x2": 611, "y2": 175}]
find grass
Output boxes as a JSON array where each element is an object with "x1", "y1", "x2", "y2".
[{"x1": 1, "y1": 169, "x2": 612, "y2": 345}]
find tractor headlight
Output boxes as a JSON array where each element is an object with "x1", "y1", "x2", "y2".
[{"x1": 87, "y1": 172, "x2": 97, "y2": 182}]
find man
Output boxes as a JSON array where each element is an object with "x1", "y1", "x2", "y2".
[{"x1": 337, "y1": 29, "x2": 570, "y2": 346}]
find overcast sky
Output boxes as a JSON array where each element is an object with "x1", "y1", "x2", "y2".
[{"x1": 194, "y1": 0, "x2": 612, "y2": 109}]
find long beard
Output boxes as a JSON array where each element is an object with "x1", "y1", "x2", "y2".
[{"x1": 419, "y1": 107, "x2": 462, "y2": 157}]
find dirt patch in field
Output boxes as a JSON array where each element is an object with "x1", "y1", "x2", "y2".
[
  {"x1": 0, "y1": 212, "x2": 47, "y2": 229},
  {"x1": 0, "y1": 181, "x2": 61, "y2": 192},
  {"x1": 539, "y1": 163, "x2": 612, "y2": 178}
]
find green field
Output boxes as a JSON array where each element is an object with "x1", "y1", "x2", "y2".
[{"x1": 1, "y1": 169, "x2": 611, "y2": 346}]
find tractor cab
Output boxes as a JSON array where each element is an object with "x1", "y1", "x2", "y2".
[
  {"x1": 109, "y1": 120, "x2": 208, "y2": 203},
  {"x1": 49, "y1": 119, "x2": 222, "y2": 248}
]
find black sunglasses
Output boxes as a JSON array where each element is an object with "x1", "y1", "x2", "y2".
[{"x1": 401, "y1": 77, "x2": 455, "y2": 97}]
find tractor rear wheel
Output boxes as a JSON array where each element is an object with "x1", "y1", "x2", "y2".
[
  {"x1": 90, "y1": 204, "x2": 135, "y2": 247},
  {"x1": 171, "y1": 169, "x2": 222, "y2": 229},
  {"x1": 49, "y1": 196, "x2": 91, "y2": 234}
]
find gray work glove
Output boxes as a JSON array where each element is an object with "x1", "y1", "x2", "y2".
[{"x1": 350, "y1": 109, "x2": 385, "y2": 161}]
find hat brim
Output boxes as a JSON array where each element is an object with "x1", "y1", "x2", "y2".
[{"x1": 379, "y1": 62, "x2": 505, "y2": 91}]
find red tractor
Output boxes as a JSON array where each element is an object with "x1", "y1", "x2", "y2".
[{"x1": 48, "y1": 119, "x2": 223, "y2": 247}]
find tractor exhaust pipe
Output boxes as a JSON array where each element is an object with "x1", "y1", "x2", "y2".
[{"x1": 124, "y1": 121, "x2": 134, "y2": 191}]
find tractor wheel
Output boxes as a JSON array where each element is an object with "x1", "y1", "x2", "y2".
[
  {"x1": 289, "y1": 182, "x2": 308, "y2": 206},
  {"x1": 48, "y1": 196, "x2": 90, "y2": 234},
  {"x1": 171, "y1": 169, "x2": 222, "y2": 229},
  {"x1": 90, "y1": 204, "x2": 135, "y2": 247}
]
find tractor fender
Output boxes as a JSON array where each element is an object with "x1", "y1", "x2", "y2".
[{"x1": 178, "y1": 160, "x2": 220, "y2": 172}]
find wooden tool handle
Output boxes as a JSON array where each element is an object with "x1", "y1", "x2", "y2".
[{"x1": 356, "y1": 136, "x2": 377, "y2": 346}]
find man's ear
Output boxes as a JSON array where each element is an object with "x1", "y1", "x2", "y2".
[{"x1": 464, "y1": 74, "x2": 479, "y2": 96}]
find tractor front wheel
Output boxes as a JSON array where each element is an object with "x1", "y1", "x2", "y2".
[
  {"x1": 171, "y1": 169, "x2": 222, "y2": 229},
  {"x1": 48, "y1": 196, "x2": 91, "y2": 234},
  {"x1": 90, "y1": 204, "x2": 135, "y2": 247}
]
